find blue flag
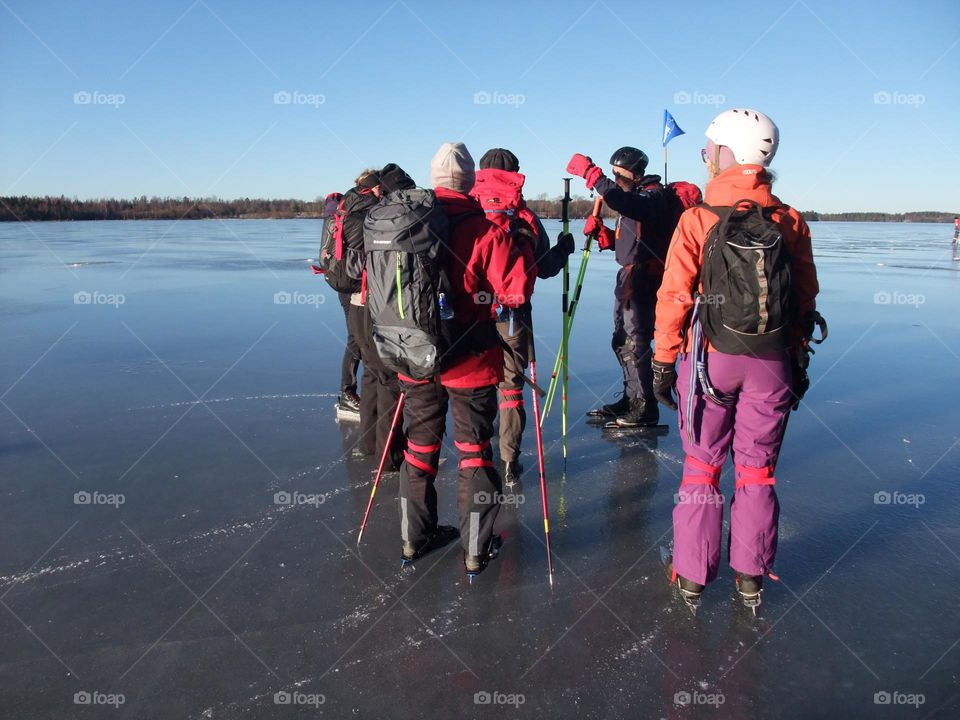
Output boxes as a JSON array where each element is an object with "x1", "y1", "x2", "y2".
[{"x1": 662, "y1": 109, "x2": 685, "y2": 147}]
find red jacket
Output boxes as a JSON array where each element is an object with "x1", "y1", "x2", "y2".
[
  {"x1": 402, "y1": 188, "x2": 534, "y2": 389},
  {"x1": 654, "y1": 165, "x2": 819, "y2": 363}
]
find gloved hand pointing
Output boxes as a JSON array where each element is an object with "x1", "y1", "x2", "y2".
[{"x1": 566, "y1": 153, "x2": 604, "y2": 190}]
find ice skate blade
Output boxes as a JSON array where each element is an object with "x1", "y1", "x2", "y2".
[{"x1": 739, "y1": 592, "x2": 762, "y2": 615}]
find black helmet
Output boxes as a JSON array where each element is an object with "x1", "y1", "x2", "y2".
[{"x1": 609, "y1": 146, "x2": 649, "y2": 176}]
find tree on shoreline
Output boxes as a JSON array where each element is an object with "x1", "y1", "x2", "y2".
[{"x1": 0, "y1": 195, "x2": 955, "y2": 223}]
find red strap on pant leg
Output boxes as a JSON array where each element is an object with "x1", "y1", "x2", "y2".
[
  {"x1": 681, "y1": 455, "x2": 722, "y2": 487},
  {"x1": 499, "y1": 388, "x2": 522, "y2": 396},
  {"x1": 455, "y1": 439, "x2": 491, "y2": 453},
  {"x1": 499, "y1": 400, "x2": 523, "y2": 409},
  {"x1": 403, "y1": 451, "x2": 437, "y2": 476},
  {"x1": 459, "y1": 457, "x2": 494, "y2": 469},
  {"x1": 735, "y1": 464, "x2": 776, "y2": 488},
  {"x1": 406, "y1": 441, "x2": 441, "y2": 454}
]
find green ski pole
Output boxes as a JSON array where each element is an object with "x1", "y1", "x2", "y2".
[
  {"x1": 542, "y1": 196, "x2": 604, "y2": 426},
  {"x1": 560, "y1": 179, "x2": 571, "y2": 462}
]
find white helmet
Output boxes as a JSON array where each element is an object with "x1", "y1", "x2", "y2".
[{"x1": 705, "y1": 108, "x2": 779, "y2": 166}]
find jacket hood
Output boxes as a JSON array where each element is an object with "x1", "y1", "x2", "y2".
[
  {"x1": 704, "y1": 164, "x2": 776, "y2": 206},
  {"x1": 473, "y1": 167, "x2": 526, "y2": 191},
  {"x1": 341, "y1": 185, "x2": 379, "y2": 214},
  {"x1": 434, "y1": 186, "x2": 485, "y2": 216}
]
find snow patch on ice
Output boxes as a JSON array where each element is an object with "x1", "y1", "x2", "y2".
[{"x1": 128, "y1": 393, "x2": 338, "y2": 411}]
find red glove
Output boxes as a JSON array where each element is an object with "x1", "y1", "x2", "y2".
[
  {"x1": 583, "y1": 215, "x2": 603, "y2": 237},
  {"x1": 596, "y1": 224, "x2": 615, "y2": 251},
  {"x1": 566, "y1": 153, "x2": 605, "y2": 190}
]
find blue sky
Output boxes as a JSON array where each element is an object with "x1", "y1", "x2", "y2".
[{"x1": 1, "y1": 0, "x2": 957, "y2": 212}]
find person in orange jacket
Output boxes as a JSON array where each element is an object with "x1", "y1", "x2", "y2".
[{"x1": 652, "y1": 109, "x2": 820, "y2": 612}]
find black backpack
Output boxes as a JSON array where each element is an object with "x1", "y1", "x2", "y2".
[
  {"x1": 363, "y1": 188, "x2": 455, "y2": 380},
  {"x1": 317, "y1": 214, "x2": 336, "y2": 274},
  {"x1": 323, "y1": 193, "x2": 370, "y2": 293},
  {"x1": 699, "y1": 200, "x2": 793, "y2": 355}
]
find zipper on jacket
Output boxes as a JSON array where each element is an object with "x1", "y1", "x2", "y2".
[{"x1": 395, "y1": 254, "x2": 405, "y2": 319}]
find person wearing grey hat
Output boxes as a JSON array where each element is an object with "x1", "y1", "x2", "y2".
[{"x1": 394, "y1": 142, "x2": 535, "y2": 579}]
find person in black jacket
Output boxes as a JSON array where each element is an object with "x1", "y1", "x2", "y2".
[
  {"x1": 471, "y1": 148, "x2": 575, "y2": 484},
  {"x1": 567, "y1": 147, "x2": 678, "y2": 428},
  {"x1": 318, "y1": 192, "x2": 361, "y2": 412},
  {"x1": 339, "y1": 169, "x2": 403, "y2": 468}
]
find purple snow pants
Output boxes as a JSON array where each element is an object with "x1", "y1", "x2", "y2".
[{"x1": 672, "y1": 351, "x2": 793, "y2": 586}]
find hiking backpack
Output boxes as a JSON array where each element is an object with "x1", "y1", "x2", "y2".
[
  {"x1": 362, "y1": 188, "x2": 455, "y2": 380},
  {"x1": 323, "y1": 194, "x2": 369, "y2": 293},
  {"x1": 666, "y1": 181, "x2": 703, "y2": 216},
  {"x1": 698, "y1": 199, "x2": 793, "y2": 355},
  {"x1": 317, "y1": 214, "x2": 337, "y2": 274}
]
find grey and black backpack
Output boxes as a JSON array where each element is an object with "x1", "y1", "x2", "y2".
[
  {"x1": 363, "y1": 188, "x2": 453, "y2": 380},
  {"x1": 699, "y1": 200, "x2": 794, "y2": 355}
]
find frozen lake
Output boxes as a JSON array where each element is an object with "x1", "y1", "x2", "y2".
[{"x1": 1, "y1": 218, "x2": 958, "y2": 719}]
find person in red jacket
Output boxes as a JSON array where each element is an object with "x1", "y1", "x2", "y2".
[
  {"x1": 471, "y1": 148, "x2": 575, "y2": 486},
  {"x1": 652, "y1": 109, "x2": 819, "y2": 612},
  {"x1": 398, "y1": 142, "x2": 535, "y2": 578}
]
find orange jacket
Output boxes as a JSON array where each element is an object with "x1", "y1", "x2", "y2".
[{"x1": 653, "y1": 165, "x2": 819, "y2": 363}]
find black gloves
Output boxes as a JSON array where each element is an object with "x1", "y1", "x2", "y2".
[
  {"x1": 652, "y1": 359, "x2": 678, "y2": 410},
  {"x1": 557, "y1": 232, "x2": 575, "y2": 256},
  {"x1": 791, "y1": 355, "x2": 810, "y2": 411}
]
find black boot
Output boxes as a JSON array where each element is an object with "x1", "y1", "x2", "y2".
[
  {"x1": 587, "y1": 391, "x2": 630, "y2": 418},
  {"x1": 338, "y1": 390, "x2": 361, "y2": 412},
  {"x1": 736, "y1": 573, "x2": 764, "y2": 613},
  {"x1": 465, "y1": 534, "x2": 503, "y2": 581},
  {"x1": 663, "y1": 557, "x2": 705, "y2": 614},
  {"x1": 503, "y1": 460, "x2": 522, "y2": 487},
  {"x1": 613, "y1": 398, "x2": 659, "y2": 427},
  {"x1": 401, "y1": 525, "x2": 460, "y2": 565}
]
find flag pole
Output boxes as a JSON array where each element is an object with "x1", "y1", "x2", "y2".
[{"x1": 664, "y1": 144, "x2": 668, "y2": 184}]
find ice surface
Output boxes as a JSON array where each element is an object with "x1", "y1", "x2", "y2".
[{"x1": 1, "y1": 219, "x2": 958, "y2": 718}]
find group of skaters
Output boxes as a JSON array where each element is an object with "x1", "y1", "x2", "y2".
[{"x1": 317, "y1": 108, "x2": 822, "y2": 612}]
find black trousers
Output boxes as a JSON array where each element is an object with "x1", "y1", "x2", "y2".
[
  {"x1": 495, "y1": 306, "x2": 531, "y2": 463},
  {"x1": 399, "y1": 379, "x2": 501, "y2": 556},
  {"x1": 338, "y1": 291, "x2": 361, "y2": 394},
  {"x1": 348, "y1": 303, "x2": 403, "y2": 464},
  {"x1": 612, "y1": 267, "x2": 658, "y2": 402}
]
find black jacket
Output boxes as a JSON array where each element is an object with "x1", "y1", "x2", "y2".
[
  {"x1": 336, "y1": 186, "x2": 379, "y2": 291},
  {"x1": 593, "y1": 174, "x2": 677, "y2": 267}
]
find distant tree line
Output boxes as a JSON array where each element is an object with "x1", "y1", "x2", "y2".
[
  {"x1": 801, "y1": 210, "x2": 957, "y2": 223},
  {"x1": 0, "y1": 195, "x2": 955, "y2": 223},
  {"x1": 0, "y1": 196, "x2": 324, "y2": 221}
]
